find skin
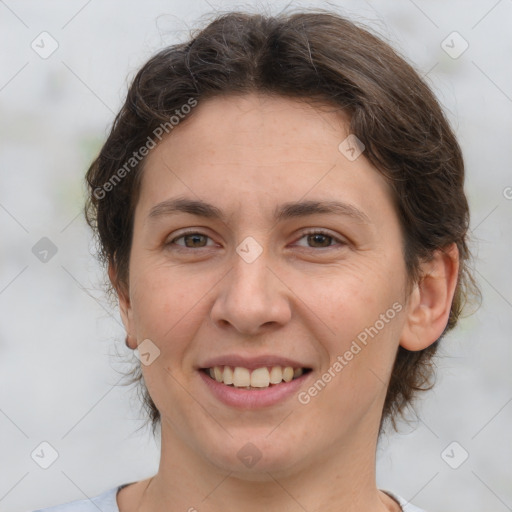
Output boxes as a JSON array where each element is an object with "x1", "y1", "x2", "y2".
[{"x1": 112, "y1": 93, "x2": 459, "y2": 512}]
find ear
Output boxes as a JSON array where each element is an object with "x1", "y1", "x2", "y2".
[
  {"x1": 108, "y1": 261, "x2": 137, "y2": 350},
  {"x1": 400, "y1": 243, "x2": 460, "y2": 351}
]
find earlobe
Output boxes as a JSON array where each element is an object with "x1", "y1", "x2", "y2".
[
  {"x1": 400, "y1": 243, "x2": 459, "y2": 351},
  {"x1": 125, "y1": 333, "x2": 138, "y2": 350},
  {"x1": 108, "y1": 261, "x2": 136, "y2": 349}
]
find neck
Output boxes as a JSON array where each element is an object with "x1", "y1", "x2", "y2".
[{"x1": 138, "y1": 418, "x2": 396, "y2": 512}]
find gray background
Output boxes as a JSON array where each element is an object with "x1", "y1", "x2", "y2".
[{"x1": 0, "y1": 1, "x2": 511, "y2": 511}]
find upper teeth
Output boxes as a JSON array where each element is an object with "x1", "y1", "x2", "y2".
[{"x1": 208, "y1": 366, "x2": 304, "y2": 388}]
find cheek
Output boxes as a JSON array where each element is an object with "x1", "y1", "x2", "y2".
[
  {"x1": 128, "y1": 262, "x2": 198, "y2": 341},
  {"x1": 305, "y1": 256, "x2": 404, "y2": 330},
  {"x1": 304, "y1": 302, "x2": 404, "y2": 429},
  {"x1": 305, "y1": 257, "x2": 406, "y2": 375}
]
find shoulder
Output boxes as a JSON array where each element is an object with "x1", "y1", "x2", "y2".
[
  {"x1": 381, "y1": 489, "x2": 429, "y2": 512},
  {"x1": 31, "y1": 484, "x2": 127, "y2": 512}
]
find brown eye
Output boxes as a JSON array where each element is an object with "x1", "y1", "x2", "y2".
[
  {"x1": 294, "y1": 230, "x2": 345, "y2": 249},
  {"x1": 182, "y1": 234, "x2": 208, "y2": 248},
  {"x1": 168, "y1": 232, "x2": 214, "y2": 249},
  {"x1": 306, "y1": 233, "x2": 333, "y2": 248}
]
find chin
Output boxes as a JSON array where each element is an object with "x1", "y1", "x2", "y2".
[{"x1": 200, "y1": 432, "x2": 310, "y2": 479}]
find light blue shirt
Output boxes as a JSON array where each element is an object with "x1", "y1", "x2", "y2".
[{"x1": 32, "y1": 484, "x2": 428, "y2": 512}]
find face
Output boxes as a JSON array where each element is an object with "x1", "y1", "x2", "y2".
[{"x1": 118, "y1": 93, "x2": 411, "y2": 478}]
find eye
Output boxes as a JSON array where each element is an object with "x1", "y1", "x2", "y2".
[
  {"x1": 166, "y1": 229, "x2": 346, "y2": 251},
  {"x1": 294, "y1": 229, "x2": 346, "y2": 249},
  {"x1": 167, "y1": 231, "x2": 216, "y2": 249}
]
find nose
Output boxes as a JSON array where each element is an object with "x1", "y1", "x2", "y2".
[{"x1": 210, "y1": 248, "x2": 292, "y2": 336}]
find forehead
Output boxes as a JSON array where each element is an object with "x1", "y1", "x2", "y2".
[
  {"x1": 136, "y1": 93, "x2": 396, "y2": 226},
  {"x1": 143, "y1": 94, "x2": 352, "y2": 170},
  {"x1": 164, "y1": 93, "x2": 350, "y2": 156}
]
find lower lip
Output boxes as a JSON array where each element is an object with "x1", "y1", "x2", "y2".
[{"x1": 199, "y1": 370, "x2": 310, "y2": 409}]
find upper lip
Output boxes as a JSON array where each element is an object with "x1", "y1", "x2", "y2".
[{"x1": 199, "y1": 355, "x2": 311, "y2": 370}]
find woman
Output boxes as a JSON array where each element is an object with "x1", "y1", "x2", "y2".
[{"x1": 35, "y1": 9, "x2": 477, "y2": 512}]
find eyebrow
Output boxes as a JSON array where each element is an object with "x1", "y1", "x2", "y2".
[{"x1": 147, "y1": 197, "x2": 372, "y2": 225}]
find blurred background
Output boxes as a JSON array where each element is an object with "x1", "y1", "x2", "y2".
[{"x1": 0, "y1": 1, "x2": 511, "y2": 511}]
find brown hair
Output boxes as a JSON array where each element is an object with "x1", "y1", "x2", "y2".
[{"x1": 85, "y1": 9, "x2": 480, "y2": 435}]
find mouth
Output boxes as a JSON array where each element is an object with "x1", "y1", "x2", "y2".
[{"x1": 200, "y1": 365, "x2": 312, "y2": 390}]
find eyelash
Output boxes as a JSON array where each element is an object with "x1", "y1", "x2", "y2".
[{"x1": 167, "y1": 228, "x2": 346, "y2": 251}]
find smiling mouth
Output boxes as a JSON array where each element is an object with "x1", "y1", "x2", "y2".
[{"x1": 201, "y1": 365, "x2": 312, "y2": 389}]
